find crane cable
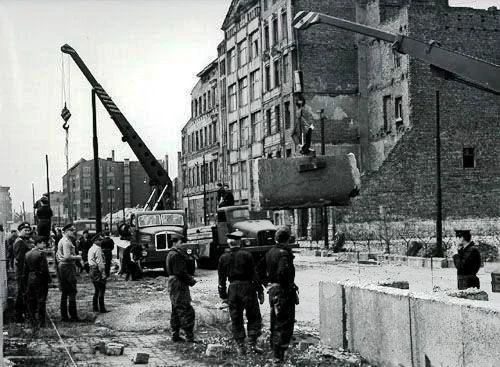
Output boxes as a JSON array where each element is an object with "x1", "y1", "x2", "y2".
[{"x1": 60, "y1": 53, "x2": 71, "y2": 172}]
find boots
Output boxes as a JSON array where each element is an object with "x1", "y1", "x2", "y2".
[
  {"x1": 92, "y1": 296, "x2": 99, "y2": 312},
  {"x1": 248, "y1": 337, "x2": 263, "y2": 354},
  {"x1": 68, "y1": 298, "x2": 79, "y2": 321},
  {"x1": 185, "y1": 329, "x2": 196, "y2": 343},
  {"x1": 171, "y1": 330, "x2": 185, "y2": 342},
  {"x1": 272, "y1": 347, "x2": 286, "y2": 366},
  {"x1": 98, "y1": 296, "x2": 108, "y2": 313}
]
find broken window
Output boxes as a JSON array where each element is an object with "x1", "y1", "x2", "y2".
[{"x1": 463, "y1": 147, "x2": 475, "y2": 168}]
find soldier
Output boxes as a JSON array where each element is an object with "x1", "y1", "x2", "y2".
[
  {"x1": 257, "y1": 226, "x2": 298, "y2": 366},
  {"x1": 23, "y1": 236, "x2": 51, "y2": 329},
  {"x1": 56, "y1": 223, "x2": 82, "y2": 321},
  {"x1": 13, "y1": 222, "x2": 33, "y2": 322},
  {"x1": 77, "y1": 229, "x2": 92, "y2": 273},
  {"x1": 218, "y1": 230, "x2": 264, "y2": 355},
  {"x1": 452, "y1": 229, "x2": 482, "y2": 290},
  {"x1": 87, "y1": 233, "x2": 108, "y2": 313},
  {"x1": 166, "y1": 237, "x2": 197, "y2": 342}
]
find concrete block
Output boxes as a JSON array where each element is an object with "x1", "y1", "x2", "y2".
[
  {"x1": 410, "y1": 296, "x2": 463, "y2": 366},
  {"x1": 132, "y1": 352, "x2": 149, "y2": 364},
  {"x1": 205, "y1": 343, "x2": 224, "y2": 357},
  {"x1": 461, "y1": 305, "x2": 500, "y2": 366},
  {"x1": 105, "y1": 343, "x2": 124, "y2": 356},
  {"x1": 358, "y1": 252, "x2": 369, "y2": 261},
  {"x1": 407, "y1": 256, "x2": 425, "y2": 267},
  {"x1": 345, "y1": 285, "x2": 412, "y2": 367},
  {"x1": 319, "y1": 282, "x2": 344, "y2": 350}
]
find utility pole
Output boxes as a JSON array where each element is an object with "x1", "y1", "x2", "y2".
[
  {"x1": 319, "y1": 109, "x2": 329, "y2": 249},
  {"x1": 92, "y1": 89, "x2": 102, "y2": 233},
  {"x1": 435, "y1": 91, "x2": 443, "y2": 257}
]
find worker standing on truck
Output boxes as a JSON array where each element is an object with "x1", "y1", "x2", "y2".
[
  {"x1": 166, "y1": 237, "x2": 197, "y2": 342},
  {"x1": 257, "y1": 226, "x2": 299, "y2": 366},
  {"x1": 218, "y1": 230, "x2": 264, "y2": 355}
]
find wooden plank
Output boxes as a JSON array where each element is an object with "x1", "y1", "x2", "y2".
[{"x1": 253, "y1": 153, "x2": 360, "y2": 210}]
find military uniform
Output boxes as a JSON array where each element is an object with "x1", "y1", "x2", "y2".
[
  {"x1": 218, "y1": 234, "x2": 263, "y2": 351},
  {"x1": 13, "y1": 222, "x2": 33, "y2": 322},
  {"x1": 166, "y1": 244, "x2": 196, "y2": 342},
  {"x1": 23, "y1": 244, "x2": 51, "y2": 328},
  {"x1": 453, "y1": 241, "x2": 481, "y2": 290},
  {"x1": 258, "y1": 227, "x2": 297, "y2": 365}
]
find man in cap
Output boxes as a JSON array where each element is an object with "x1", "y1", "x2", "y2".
[
  {"x1": 452, "y1": 230, "x2": 481, "y2": 290},
  {"x1": 100, "y1": 234, "x2": 115, "y2": 278},
  {"x1": 13, "y1": 221, "x2": 33, "y2": 322},
  {"x1": 87, "y1": 233, "x2": 108, "y2": 313},
  {"x1": 23, "y1": 236, "x2": 51, "y2": 329},
  {"x1": 218, "y1": 230, "x2": 264, "y2": 355},
  {"x1": 166, "y1": 236, "x2": 197, "y2": 342},
  {"x1": 56, "y1": 223, "x2": 82, "y2": 321},
  {"x1": 5, "y1": 228, "x2": 18, "y2": 271},
  {"x1": 257, "y1": 226, "x2": 298, "y2": 366}
]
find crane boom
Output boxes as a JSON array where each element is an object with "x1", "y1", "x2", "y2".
[
  {"x1": 61, "y1": 44, "x2": 172, "y2": 208},
  {"x1": 293, "y1": 11, "x2": 500, "y2": 95}
]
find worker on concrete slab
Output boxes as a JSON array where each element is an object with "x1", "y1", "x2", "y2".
[
  {"x1": 166, "y1": 237, "x2": 197, "y2": 342},
  {"x1": 218, "y1": 230, "x2": 264, "y2": 355},
  {"x1": 452, "y1": 229, "x2": 481, "y2": 290}
]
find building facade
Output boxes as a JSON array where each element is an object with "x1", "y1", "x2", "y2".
[
  {"x1": 179, "y1": 61, "x2": 220, "y2": 227},
  {"x1": 0, "y1": 187, "x2": 12, "y2": 227},
  {"x1": 179, "y1": 0, "x2": 499, "y2": 236},
  {"x1": 62, "y1": 155, "x2": 156, "y2": 221}
]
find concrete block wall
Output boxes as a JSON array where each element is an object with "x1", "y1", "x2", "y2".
[{"x1": 320, "y1": 281, "x2": 500, "y2": 366}]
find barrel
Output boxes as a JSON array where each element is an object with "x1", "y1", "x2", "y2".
[{"x1": 491, "y1": 272, "x2": 500, "y2": 293}]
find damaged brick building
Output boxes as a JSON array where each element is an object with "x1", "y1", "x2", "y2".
[{"x1": 179, "y1": 0, "x2": 499, "y2": 237}]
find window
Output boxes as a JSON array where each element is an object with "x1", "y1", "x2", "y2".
[
  {"x1": 264, "y1": 24, "x2": 270, "y2": 50},
  {"x1": 83, "y1": 177, "x2": 91, "y2": 186},
  {"x1": 209, "y1": 161, "x2": 214, "y2": 182},
  {"x1": 241, "y1": 161, "x2": 248, "y2": 189},
  {"x1": 219, "y1": 60, "x2": 226, "y2": 75},
  {"x1": 200, "y1": 128, "x2": 204, "y2": 147},
  {"x1": 282, "y1": 53, "x2": 289, "y2": 83},
  {"x1": 394, "y1": 52, "x2": 401, "y2": 68},
  {"x1": 198, "y1": 97, "x2": 202, "y2": 115},
  {"x1": 227, "y1": 48, "x2": 236, "y2": 73},
  {"x1": 240, "y1": 116, "x2": 249, "y2": 146},
  {"x1": 213, "y1": 122, "x2": 217, "y2": 142},
  {"x1": 238, "y1": 39, "x2": 247, "y2": 67},
  {"x1": 272, "y1": 16, "x2": 278, "y2": 45},
  {"x1": 250, "y1": 31, "x2": 259, "y2": 60},
  {"x1": 251, "y1": 111, "x2": 262, "y2": 142},
  {"x1": 196, "y1": 131, "x2": 199, "y2": 150},
  {"x1": 274, "y1": 59, "x2": 280, "y2": 88},
  {"x1": 213, "y1": 159, "x2": 218, "y2": 181},
  {"x1": 212, "y1": 86, "x2": 216, "y2": 106},
  {"x1": 395, "y1": 96, "x2": 403, "y2": 127},
  {"x1": 264, "y1": 64, "x2": 271, "y2": 91},
  {"x1": 84, "y1": 190, "x2": 91, "y2": 199},
  {"x1": 383, "y1": 95, "x2": 391, "y2": 132},
  {"x1": 229, "y1": 121, "x2": 239, "y2": 150},
  {"x1": 263, "y1": 0, "x2": 268, "y2": 11},
  {"x1": 231, "y1": 164, "x2": 240, "y2": 190},
  {"x1": 228, "y1": 83, "x2": 237, "y2": 111},
  {"x1": 203, "y1": 93, "x2": 207, "y2": 112},
  {"x1": 463, "y1": 148, "x2": 475, "y2": 168},
  {"x1": 193, "y1": 100, "x2": 197, "y2": 117},
  {"x1": 250, "y1": 69, "x2": 260, "y2": 101},
  {"x1": 275, "y1": 105, "x2": 281, "y2": 132},
  {"x1": 220, "y1": 79, "x2": 226, "y2": 108},
  {"x1": 204, "y1": 126, "x2": 208, "y2": 146},
  {"x1": 281, "y1": 10, "x2": 288, "y2": 41},
  {"x1": 83, "y1": 166, "x2": 91, "y2": 175},
  {"x1": 266, "y1": 109, "x2": 272, "y2": 135},
  {"x1": 207, "y1": 90, "x2": 211, "y2": 109},
  {"x1": 238, "y1": 77, "x2": 248, "y2": 107},
  {"x1": 284, "y1": 101, "x2": 291, "y2": 129}
]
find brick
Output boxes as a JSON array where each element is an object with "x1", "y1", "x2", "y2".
[
  {"x1": 132, "y1": 352, "x2": 149, "y2": 364},
  {"x1": 105, "y1": 342, "x2": 124, "y2": 356}
]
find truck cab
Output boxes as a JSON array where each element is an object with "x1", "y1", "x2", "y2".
[
  {"x1": 195, "y1": 205, "x2": 297, "y2": 268},
  {"x1": 117, "y1": 210, "x2": 197, "y2": 273}
]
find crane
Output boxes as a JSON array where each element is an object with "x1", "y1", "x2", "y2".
[
  {"x1": 61, "y1": 44, "x2": 172, "y2": 210},
  {"x1": 292, "y1": 11, "x2": 500, "y2": 95}
]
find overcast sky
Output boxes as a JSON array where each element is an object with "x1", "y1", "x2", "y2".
[{"x1": 0, "y1": 0, "x2": 497, "y2": 213}]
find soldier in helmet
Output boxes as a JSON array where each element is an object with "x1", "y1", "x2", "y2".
[
  {"x1": 257, "y1": 226, "x2": 298, "y2": 366},
  {"x1": 218, "y1": 230, "x2": 264, "y2": 355}
]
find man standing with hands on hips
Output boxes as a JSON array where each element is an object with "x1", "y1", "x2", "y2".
[{"x1": 452, "y1": 229, "x2": 481, "y2": 290}]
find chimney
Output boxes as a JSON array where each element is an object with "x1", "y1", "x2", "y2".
[{"x1": 111, "y1": 150, "x2": 115, "y2": 161}]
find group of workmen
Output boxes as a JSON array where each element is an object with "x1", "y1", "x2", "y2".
[
  {"x1": 166, "y1": 226, "x2": 298, "y2": 366},
  {"x1": 6, "y1": 220, "x2": 114, "y2": 329}
]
